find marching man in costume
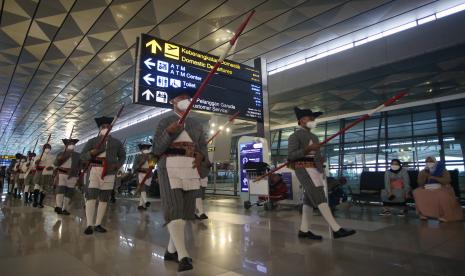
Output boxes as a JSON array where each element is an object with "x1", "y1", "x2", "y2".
[
  {"x1": 132, "y1": 142, "x2": 156, "y2": 211},
  {"x1": 54, "y1": 139, "x2": 81, "y2": 215},
  {"x1": 23, "y1": 151, "x2": 36, "y2": 204},
  {"x1": 15, "y1": 155, "x2": 27, "y2": 199},
  {"x1": 289, "y1": 107, "x2": 356, "y2": 240},
  {"x1": 153, "y1": 89, "x2": 210, "y2": 272},
  {"x1": 33, "y1": 144, "x2": 55, "y2": 208},
  {"x1": 81, "y1": 117, "x2": 126, "y2": 235}
]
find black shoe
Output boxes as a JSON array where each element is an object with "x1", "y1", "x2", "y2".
[
  {"x1": 178, "y1": 257, "x2": 193, "y2": 272},
  {"x1": 24, "y1": 192, "x2": 29, "y2": 204},
  {"x1": 195, "y1": 214, "x2": 201, "y2": 220},
  {"x1": 84, "y1": 226, "x2": 93, "y2": 235},
  {"x1": 164, "y1": 250, "x2": 179, "y2": 262},
  {"x1": 61, "y1": 210, "x2": 70, "y2": 216},
  {"x1": 298, "y1": 230, "x2": 322, "y2": 240},
  {"x1": 54, "y1": 207, "x2": 61, "y2": 213},
  {"x1": 333, "y1": 228, "x2": 356, "y2": 239},
  {"x1": 137, "y1": 205, "x2": 146, "y2": 211},
  {"x1": 38, "y1": 204, "x2": 44, "y2": 208},
  {"x1": 145, "y1": 202, "x2": 151, "y2": 208},
  {"x1": 32, "y1": 202, "x2": 38, "y2": 208},
  {"x1": 198, "y1": 213, "x2": 208, "y2": 220},
  {"x1": 94, "y1": 225, "x2": 107, "y2": 233},
  {"x1": 56, "y1": 208, "x2": 63, "y2": 215}
]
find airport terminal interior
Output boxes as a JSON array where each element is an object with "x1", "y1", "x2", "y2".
[{"x1": 0, "y1": 0, "x2": 465, "y2": 275}]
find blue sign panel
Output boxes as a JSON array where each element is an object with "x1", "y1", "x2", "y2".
[{"x1": 239, "y1": 141, "x2": 263, "y2": 192}]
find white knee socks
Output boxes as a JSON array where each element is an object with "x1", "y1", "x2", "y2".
[
  {"x1": 24, "y1": 185, "x2": 30, "y2": 193},
  {"x1": 167, "y1": 219, "x2": 189, "y2": 260},
  {"x1": 95, "y1": 202, "x2": 108, "y2": 226},
  {"x1": 167, "y1": 238, "x2": 176, "y2": 253},
  {"x1": 195, "y1": 198, "x2": 204, "y2": 215},
  {"x1": 139, "y1": 192, "x2": 147, "y2": 206},
  {"x1": 86, "y1": 199, "x2": 96, "y2": 227},
  {"x1": 56, "y1": 194, "x2": 64, "y2": 208},
  {"x1": 63, "y1": 197, "x2": 70, "y2": 210},
  {"x1": 317, "y1": 202, "x2": 341, "y2": 232},
  {"x1": 300, "y1": 204, "x2": 314, "y2": 232}
]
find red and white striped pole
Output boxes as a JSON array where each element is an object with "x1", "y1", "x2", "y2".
[
  {"x1": 177, "y1": 10, "x2": 255, "y2": 125},
  {"x1": 253, "y1": 90, "x2": 409, "y2": 182}
]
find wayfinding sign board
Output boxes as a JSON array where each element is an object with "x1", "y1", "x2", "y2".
[{"x1": 133, "y1": 33, "x2": 263, "y2": 121}]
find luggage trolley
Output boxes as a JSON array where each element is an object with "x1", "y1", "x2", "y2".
[{"x1": 243, "y1": 161, "x2": 275, "y2": 210}]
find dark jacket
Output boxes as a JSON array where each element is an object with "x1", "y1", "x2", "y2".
[
  {"x1": 54, "y1": 150, "x2": 82, "y2": 177},
  {"x1": 81, "y1": 136, "x2": 126, "y2": 175},
  {"x1": 153, "y1": 112, "x2": 210, "y2": 178}
]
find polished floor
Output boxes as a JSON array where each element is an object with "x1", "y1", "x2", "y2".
[{"x1": 0, "y1": 189, "x2": 464, "y2": 276}]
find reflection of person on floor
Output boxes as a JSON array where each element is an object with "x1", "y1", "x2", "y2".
[
  {"x1": 379, "y1": 159, "x2": 410, "y2": 217},
  {"x1": 153, "y1": 89, "x2": 210, "y2": 272},
  {"x1": 289, "y1": 107, "x2": 356, "y2": 240},
  {"x1": 413, "y1": 156, "x2": 463, "y2": 222},
  {"x1": 81, "y1": 116, "x2": 126, "y2": 235}
]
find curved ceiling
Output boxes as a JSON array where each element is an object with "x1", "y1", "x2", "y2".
[{"x1": 0, "y1": 0, "x2": 449, "y2": 153}]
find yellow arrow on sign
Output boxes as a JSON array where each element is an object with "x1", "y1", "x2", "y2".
[{"x1": 146, "y1": 39, "x2": 162, "y2": 54}]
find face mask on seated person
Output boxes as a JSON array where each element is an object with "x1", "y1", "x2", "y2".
[
  {"x1": 425, "y1": 162, "x2": 435, "y2": 169},
  {"x1": 142, "y1": 149, "x2": 151, "y2": 154},
  {"x1": 306, "y1": 121, "x2": 317, "y2": 129},
  {"x1": 391, "y1": 165, "x2": 400, "y2": 171},
  {"x1": 44, "y1": 148, "x2": 50, "y2": 153},
  {"x1": 68, "y1": 145, "x2": 75, "y2": 151}
]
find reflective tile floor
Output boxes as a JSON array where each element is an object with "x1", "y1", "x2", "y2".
[{"x1": 0, "y1": 192, "x2": 464, "y2": 276}]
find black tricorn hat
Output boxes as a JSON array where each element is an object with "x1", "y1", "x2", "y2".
[
  {"x1": 28, "y1": 151, "x2": 36, "y2": 157},
  {"x1": 294, "y1": 107, "x2": 323, "y2": 120},
  {"x1": 43, "y1": 143, "x2": 51, "y2": 149},
  {"x1": 62, "y1": 139, "x2": 79, "y2": 145},
  {"x1": 15, "y1": 153, "x2": 22, "y2": 159},
  {"x1": 169, "y1": 87, "x2": 196, "y2": 102},
  {"x1": 95, "y1": 116, "x2": 113, "y2": 128}
]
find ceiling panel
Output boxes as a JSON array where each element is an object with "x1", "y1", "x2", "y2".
[{"x1": 0, "y1": 0, "x2": 463, "y2": 153}]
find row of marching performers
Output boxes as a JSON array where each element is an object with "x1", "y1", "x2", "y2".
[
  {"x1": 5, "y1": 114, "x2": 209, "y2": 238},
  {"x1": 6, "y1": 89, "x2": 356, "y2": 272}
]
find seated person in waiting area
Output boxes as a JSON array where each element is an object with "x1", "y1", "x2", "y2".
[
  {"x1": 413, "y1": 156, "x2": 463, "y2": 222},
  {"x1": 266, "y1": 173, "x2": 288, "y2": 202},
  {"x1": 379, "y1": 159, "x2": 410, "y2": 217}
]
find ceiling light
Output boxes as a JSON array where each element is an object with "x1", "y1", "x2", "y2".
[
  {"x1": 210, "y1": 130, "x2": 214, "y2": 134},
  {"x1": 211, "y1": 123, "x2": 215, "y2": 127},
  {"x1": 219, "y1": 126, "x2": 223, "y2": 130},
  {"x1": 382, "y1": 21, "x2": 417, "y2": 37},
  {"x1": 226, "y1": 128, "x2": 230, "y2": 132},
  {"x1": 436, "y1": 3, "x2": 465, "y2": 18},
  {"x1": 417, "y1": 14, "x2": 436, "y2": 25}
]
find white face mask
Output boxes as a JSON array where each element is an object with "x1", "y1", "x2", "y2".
[
  {"x1": 44, "y1": 148, "x2": 50, "y2": 153},
  {"x1": 176, "y1": 99, "x2": 191, "y2": 111},
  {"x1": 68, "y1": 145, "x2": 75, "y2": 151},
  {"x1": 391, "y1": 165, "x2": 400, "y2": 171},
  {"x1": 142, "y1": 149, "x2": 151, "y2": 154},
  {"x1": 99, "y1": 128, "x2": 109, "y2": 136},
  {"x1": 426, "y1": 162, "x2": 435, "y2": 169},
  {"x1": 306, "y1": 121, "x2": 317, "y2": 129}
]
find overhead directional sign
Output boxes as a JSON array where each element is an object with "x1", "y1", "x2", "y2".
[{"x1": 133, "y1": 33, "x2": 263, "y2": 121}]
